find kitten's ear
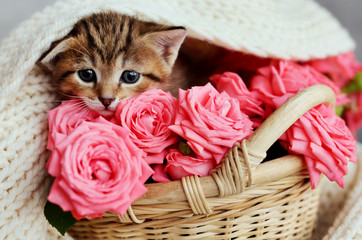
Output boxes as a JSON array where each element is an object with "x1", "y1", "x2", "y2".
[
  {"x1": 144, "y1": 27, "x2": 187, "y2": 67},
  {"x1": 38, "y1": 37, "x2": 73, "y2": 71}
]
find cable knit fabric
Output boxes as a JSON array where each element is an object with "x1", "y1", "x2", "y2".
[
  {"x1": 0, "y1": 71, "x2": 57, "y2": 239},
  {"x1": 319, "y1": 143, "x2": 362, "y2": 240},
  {"x1": 0, "y1": 0, "x2": 359, "y2": 239},
  {"x1": 313, "y1": 143, "x2": 362, "y2": 239}
]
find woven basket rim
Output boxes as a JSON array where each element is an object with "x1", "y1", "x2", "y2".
[
  {"x1": 70, "y1": 169, "x2": 320, "y2": 239},
  {"x1": 136, "y1": 154, "x2": 305, "y2": 205}
]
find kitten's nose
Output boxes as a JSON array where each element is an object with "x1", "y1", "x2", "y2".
[{"x1": 98, "y1": 97, "x2": 115, "y2": 109}]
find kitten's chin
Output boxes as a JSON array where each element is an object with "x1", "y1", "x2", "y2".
[
  {"x1": 97, "y1": 109, "x2": 115, "y2": 117},
  {"x1": 82, "y1": 99, "x2": 117, "y2": 117}
]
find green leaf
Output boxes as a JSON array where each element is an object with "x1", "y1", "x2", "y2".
[
  {"x1": 179, "y1": 141, "x2": 192, "y2": 156},
  {"x1": 335, "y1": 105, "x2": 345, "y2": 116},
  {"x1": 44, "y1": 201, "x2": 77, "y2": 236},
  {"x1": 342, "y1": 72, "x2": 362, "y2": 94}
]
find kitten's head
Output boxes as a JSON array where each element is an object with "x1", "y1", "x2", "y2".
[{"x1": 40, "y1": 12, "x2": 186, "y2": 116}]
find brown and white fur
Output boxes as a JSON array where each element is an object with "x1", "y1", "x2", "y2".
[{"x1": 39, "y1": 11, "x2": 189, "y2": 116}]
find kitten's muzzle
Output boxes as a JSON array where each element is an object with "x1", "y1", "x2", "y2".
[{"x1": 98, "y1": 97, "x2": 115, "y2": 109}]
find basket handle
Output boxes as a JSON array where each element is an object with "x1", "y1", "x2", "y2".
[{"x1": 245, "y1": 84, "x2": 335, "y2": 168}]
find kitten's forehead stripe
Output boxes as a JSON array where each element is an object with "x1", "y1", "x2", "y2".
[
  {"x1": 112, "y1": 16, "x2": 126, "y2": 58},
  {"x1": 89, "y1": 20, "x2": 108, "y2": 62},
  {"x1": 126, "y1": 17, "x2": 134, "y2": 47},
  {"x1": 79, "y1": 20, "x2": 106, "y2": 63},
  {"x1": 80, "y1": 20, "x2": 97, "y2": 50},
  {"x1": 119, "y1": 17, "x2": 131, "y2": 54},
  {"x1": 92, "y1": 20, "x2": 101, "y2": 38},
  {"x1": 119, "y1": 15, "x2": 125, "y2": 36},
  {"x1": 79, "y1": 14, "x2": 136, "y2": 63}
]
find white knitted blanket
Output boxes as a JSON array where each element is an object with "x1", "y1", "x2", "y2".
[
  {"x1": 315, "y1": 144, "x2": 362, "y2": 240},
  {"x1": 323, "y1": 152, "x2": 362, "y2": 240},
  {"x1": 0, "y1": 0, "x2": 359, "y2": 239}
]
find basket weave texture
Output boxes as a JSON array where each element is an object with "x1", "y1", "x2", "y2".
[
  {"x1": 68, "y1": 85, "x2": 336, "y2": 239},
  {"x1": 70, "y1": 173, "x2": 319, "y2": 239}
]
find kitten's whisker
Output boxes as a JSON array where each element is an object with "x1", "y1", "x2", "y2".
[
  {"x1": 77, "y1": 101, "x2": 99, "y2": 120},
  {"x1": 71, "y1": 104, "x2": 92, "y2": 116},
  {"x1": 54, "y1": 90, "x2": 83, "y2": 100},
  {"x1": 80, "y1": 107, "x2": 93, "y2": 120}
]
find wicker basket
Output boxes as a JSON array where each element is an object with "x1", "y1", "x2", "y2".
[{"x1": 68, "y1": 84, "x2": 336, "y2": 239}]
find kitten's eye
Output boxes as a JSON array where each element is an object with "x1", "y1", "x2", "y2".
[
  {"x1": 78, "y1": 69, "x2": 96, "y2": 82},
  {"x1": 121, "y1": 71, "x2": 140, "y2": 84}
]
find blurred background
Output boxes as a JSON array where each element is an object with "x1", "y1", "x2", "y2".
[{"x1": 0, "y1": 0, "x2": 361, "y2": 141}]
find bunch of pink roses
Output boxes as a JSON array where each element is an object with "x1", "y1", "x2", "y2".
[
  {"x1": 46, "y1": 84, "x2": 259, "y2": 220},
  {"x1": 250, "y1": 60, "x2": 358, "y2": 188},
  {"x1": 46, "y1": 51, "x2": 361, "y2": 223}
]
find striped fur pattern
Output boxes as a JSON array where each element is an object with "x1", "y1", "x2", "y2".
[{"x1": 40, "y1": 11, "x2": 186, "y2": 116}]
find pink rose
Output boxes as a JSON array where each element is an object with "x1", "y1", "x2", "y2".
[
  {"x1": 47, "y1": 100, "x2": 100, "y2": 175},
  {"x1": 169, "y1": 83, "x2": 253, "y2": 164},
  {"x1": 210, "y1": 72, "x2": 265, "y2": 126},
  {"x1": 345, "y1": 92, "x2": 362, "y2": 138},
  {"x1": 115, "y1": 89, "x2": 179, "y2": 165},
  {"x1": 164, "y1": 149, "x2": 216, "y2": 180},
  {"x1": 280, "y1": 104, "x2": 357, "y2": 189},
  {"x1": 47, "y1": 117, "x2": 153, "y2": 219},
  {"x1": 307, "y1": 52, "x2": 362, "y2": 88},
  {"x1": 250, "y1": 60, "x2": 349, "y2": 106}
]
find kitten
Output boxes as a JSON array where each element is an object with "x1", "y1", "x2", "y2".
[{"x1": 39, "y1": 11, "x2": 187, "y2": 116}]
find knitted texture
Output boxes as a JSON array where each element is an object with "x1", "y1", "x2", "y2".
[
  {"x1": 314, "y1": 143, "x2": 361, "y2": 239},
  {"x1": 0, "y1": 0, "x2": 357, "y2": 239},
  {"x1": 0, "y1": 70, "x2": 57, "y2": 239},
  {"x1": 321, "y1": 143, "x2": 362, "y2": 240}
]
